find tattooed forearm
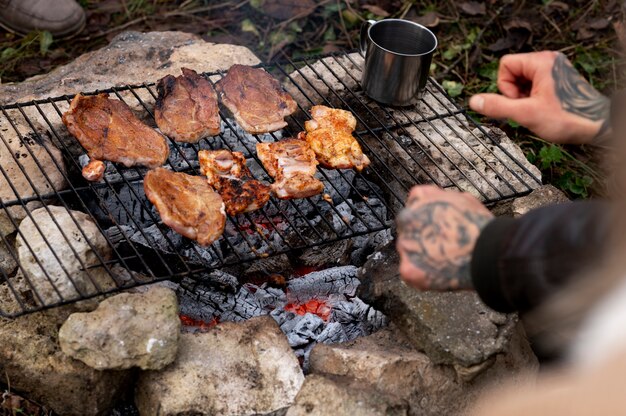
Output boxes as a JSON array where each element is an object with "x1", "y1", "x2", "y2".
[
  {"x1": 553, "y1": 53, "x2": 610, "y2": 123},
  {"x1": 397, "y1": 201, "x2": 492, "y2": 290}
]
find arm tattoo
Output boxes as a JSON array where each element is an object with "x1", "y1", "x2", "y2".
[
  {"x1": 553, "y1": 53, "x2": 610, "y2": 123},
  {"x1": 397, "y1": 202, "x2": 491, "y2": 290}
]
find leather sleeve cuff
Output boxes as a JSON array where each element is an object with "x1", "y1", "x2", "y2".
[{"x1": 470, "y1": 217, "x2": 518, "y2": 313}]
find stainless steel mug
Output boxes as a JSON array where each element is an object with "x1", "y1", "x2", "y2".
[{"x1": 360, "y1": 19, "x2": 437, "y2": 106}]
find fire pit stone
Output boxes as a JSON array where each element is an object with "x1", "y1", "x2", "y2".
[
  {"x1": 308, "y1": 324, "x2": 537, "y2": 416},
  {"x1": 0, "y1": 121, "x2": 66, "y2": 237},
  {"x1": 135, "y1": 315, "x2": 304, "y2": 416},
  {"x1": 0, "y1": 304, "x2": 134, "y2": 416},
  {"x1": 59, "y1": 286, "x2": 180, "y2": 370},
  {"x1": 16, "y1": 205, "x2": 114, "y2": 305},
  {"x1": 358, "y1": 243, "x2": 538, "y2": 376},
  {"x1": 285, "y1": 374, "x2": 409, "y2": 416},
  {"x1": 0, "y1": 234, "x2": 17, "y2": 276},
  {"x1": 0, "y1": 31, "x2": 260, "y2": 105}
]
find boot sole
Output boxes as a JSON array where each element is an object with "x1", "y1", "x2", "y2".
[{"x1": 0, "y1": 12, "x2": 86, "y2": 40}]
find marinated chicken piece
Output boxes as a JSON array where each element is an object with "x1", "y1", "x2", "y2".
[
  {"x1": 82, "y1": 159, "x2": 105, "y2": 182},
  {"x1": 144, "y1": 167, "x2": 226, "y2": 246},
  {"x1": 63, "y1": 94, "x2": 169, "y2": 168},
  {"x1": 303, "y1": 105, "x2": 370, "y2": 172},
  {"x1": 216, "y1": 64, "x2": 297, "y2": 134},
  {"x1": 155, "y1": 68, "x2": 220, "y2": 142},
  {"x1": 198, "y1": 149, "x2": 271, "y2": 216},
  {"x1": 256, "y1": 138, "x2": 324, "y2": 199}
]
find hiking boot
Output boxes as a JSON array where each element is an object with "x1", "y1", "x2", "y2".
[{"x1": 0, "y1": 0, "x2": 85, "y2": 37}]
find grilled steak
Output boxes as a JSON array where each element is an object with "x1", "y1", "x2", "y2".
[
  {"x1": 304, "y1": 105, "x2": 370, "y2": 172},
  {"x1": 256, "y1": 138, "x2": 324, "y2": 199},
  {"x1": 144, "y1": 167, "x2": 226, "y2": 246},
  {"x1": 155, "y1": 68, "x2": 221, "y2": 143},
  {"x1": 198, "y1": 149, "x2": 271, "y2": 215},
  {"x1": 216, "y1": 64, "x2": 297, "y2": 134},
  {"x1": 63, "y1": 93, "x2": 169, "y2": 168}
]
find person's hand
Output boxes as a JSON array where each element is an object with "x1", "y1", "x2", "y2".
[
  {"x1": 396, "y1": 185, "x2": 493, "y2": 291},
  {"x1": 469, "y1": 51, "x2": 610, "y2": 145}
]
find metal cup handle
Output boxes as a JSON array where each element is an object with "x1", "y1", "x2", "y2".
[{"x1": 359, "y1": 19, "x2": 377, "y2": 55}]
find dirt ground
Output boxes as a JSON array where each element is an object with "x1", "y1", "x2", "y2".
[{"x1": 1, "y1": 0, "x2": 624, "y2": 199}]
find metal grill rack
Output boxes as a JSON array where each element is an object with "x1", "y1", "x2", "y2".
[{"x1": 0, "y1": 51, "x2": 541, "y2": 317}]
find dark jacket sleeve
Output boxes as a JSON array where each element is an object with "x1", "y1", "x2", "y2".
[{"x1": 470, "y1": 201, "x2": 612, "y2": 313}]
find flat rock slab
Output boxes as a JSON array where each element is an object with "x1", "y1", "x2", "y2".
[
  {"x1": 135, "y1": 315, "x2": 304, "y2": 416},
  {"x1": 286, "y1": 374, "x2": 409, "y2": 416},
  {"x1": 59, "y1": 286, "x2": 180, "y2": 370},
  {"x1": 309, "y1": 325, "x2": 538, "y2": 415},
  {"x1": 0, "y1": 31, "x2": 260, "y2": 104},
  {"x1": 0, "y1": 115, "x2": 66, "y2": 237},
  {"x1": 358, "y1": 244, "x2": 518, "y2": 372},
  {"x1": 0, "y1": 303, "x2": 133, "y2": 416}
]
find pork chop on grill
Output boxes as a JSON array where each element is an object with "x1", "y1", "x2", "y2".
[
  {"x1": 256, "y1": 138, "x2": 324, "y2": 199},
  {"x1": 63, "y1": 93, "x2": 169, "y2": 169},
  {"x1": 303, "y1": 105, "x2": 370, "y2": 172},
  {"x1": 216, "y1": 64, "x2": 297, "y2": 134},
  {"x1": 155, "y1": 68, "x2": 221, "y2": 143},
  {"x1": 144, "y1": 167, "x2": 226, "y2": 246},
  {"x1": 198, "y1": 149, "x2": 271, "y2": 215}
]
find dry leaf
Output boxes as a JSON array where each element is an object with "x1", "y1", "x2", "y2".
[
  {"x1": 362, "y1": 4, "x2": 390, "y2": 17},
  {"x1": 414, "y1": 12, "x2": 440, "y2": 28},
  {"x1": 589, "y1": 17, "x2": 610, "y2": 30},
  {"x1": 576, "y1": 27, "x2": 596, "y2": 41},
  {"x1": 459, "y1": 1, "x2": 486, "y2": 16},
  {"x1": 544, "y1": 1, "x2": 570, "y2": 12}
]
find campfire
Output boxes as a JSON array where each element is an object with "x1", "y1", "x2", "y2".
[{"x1": 0, "y1": 41, "x2": 542, "y2": 415}]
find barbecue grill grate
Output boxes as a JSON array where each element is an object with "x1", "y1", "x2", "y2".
[{"x1": 0, "y1": 51, "x2": 541, "y2": 317}]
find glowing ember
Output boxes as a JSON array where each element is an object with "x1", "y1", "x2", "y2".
[
  {"x1": 284, "y1": 299, "x2": 331, "y2": 321},
  {"x1": 292, "y1": 265, "x2": 321, "y2": 277},
  {"x1": 180, "y1": 314, "x2": 219, "y2": 330}
]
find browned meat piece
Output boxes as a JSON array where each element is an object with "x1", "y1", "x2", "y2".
[
  {"x1": 198, "y1": 149, "x2": 271, "y2": 216},
  {"x1": 303, "y1": 105, "x2": 370, "y2": 172},
  {"x1": 256, "y1": 138, "x2": 324, "y2": 199},
  {"x1": 216, "y1": 64, "x2": 297, "y2": 134},
  {"x1": 155, "y1": 68, "x2": 221, "y2": 143},
  {"x1": 144, "y1": 167, "x2": 226, "y2": 246},
  {"x1": 63, "y1": 93, "x2": 169, "y2": 168},
  {"x1": 82, "y1": 159, "x2": 105, "y2": 181}
]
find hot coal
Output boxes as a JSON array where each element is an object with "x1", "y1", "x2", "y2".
[{"x1": 177, "y1": 265, "x2": 387, "y2": 371}]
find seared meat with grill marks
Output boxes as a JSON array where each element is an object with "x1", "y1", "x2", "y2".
[
  {"x1": 155, "y1": 68, "x2": 220, "y2": 142},
  {"x1": 256, "y1": 138, "x2": 324, "y2": 199},
  {"x1": 198, "y1": 149, "x2": 271, "y2": 215},
  {"x1": 216, "y1": 64, "x2": 297, "y2": 134},
  {"x1": 63, "y1": 93, "x2": 169, "y2": 168},
  {"x1": 144, "y1": 167, "x2": 226, "y2": 246},
  {"x1": 303, "y1": 105, "x2": 370, "y2": 172}
]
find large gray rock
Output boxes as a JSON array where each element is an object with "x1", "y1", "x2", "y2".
[
  {"x1": 0, "y1": 31, "x2": 260, "y2": 104},
  {"x1": 511, "y1": 184, "x2": 570, "y2": 217},
  {"x1": 135, "y1": 316, "x2": 305, "y2": 416},
  {"x1": 0, "y1": 119, "x2": 66, "y2": 237},
  {"x1": 59, "y1": 286, "x2": 180, "y2": 370},
  {"x1": 0, "y1": 303, "x2": 134, "y2": 416},
  {"x1": 358, "y1": 243, "x2": 530, "y2": 376},
  {"x1": 16, "y1": 205, "x2": 114, "y2": 305},
  {"x1": 308, "y1": 324, "x2": 537, "y2": 416},
  {"x1": 286, "y1": 374, "x2": 409, "y2": 416}
]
